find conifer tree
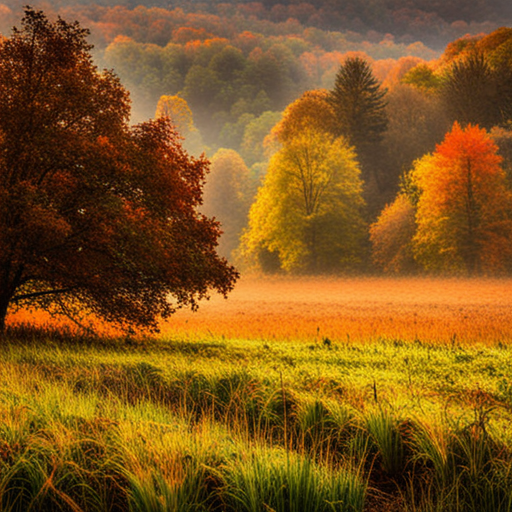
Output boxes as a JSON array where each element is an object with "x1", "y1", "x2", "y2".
[
  {"x1": 330, "y1": 57, "x2": 388, "y2": 149},
  {"x1": 329, "y1": 57, "x2": 388, "y2": 210}
]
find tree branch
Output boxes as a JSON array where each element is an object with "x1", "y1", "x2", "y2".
[{"x1": 12, "y1": 288, "x2": 75, "y2": 302}]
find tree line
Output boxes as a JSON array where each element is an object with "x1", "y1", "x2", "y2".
[
  {"x1": 203, "y1": 28, "x2": 512, "y2": 276},
  {"x1": 1, "y1": 0, "x2": 509, "y2": 49},
  {"x1": 1, "y1": 9, "x2": 511, "y2": 334},
  {"x1": 4, "y1": 0, "x2": 504, "y2": 165}
]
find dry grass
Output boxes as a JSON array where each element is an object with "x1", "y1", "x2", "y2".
[
  {"x1": 160, "y1": 276, "x2": 512, "y2": 345},
  {"x1": 8, "y1": 276, "x2": 512, "y2": 345}
]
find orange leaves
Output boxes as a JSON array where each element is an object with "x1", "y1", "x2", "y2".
[
  {"x1": 370, "y1": 195, "x2": 417, "y2": 274},
  {"x1": 413, "y1": 123, "x2": 512, "y2": 274},
  {"x1": 173, "y1": 27, "x2": 213, "y2": 44},
  {"x1": 436, "y1": 122, "x2": 502, "y2": 170},
  {"x1": 373, "y1": 122, "x2": 512, "y2": 276},
  {"x1": 418, "y1": 124, "x2": 503, "y2": 220}
]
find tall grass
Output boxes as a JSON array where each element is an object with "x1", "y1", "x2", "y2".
[
  {"x1": 224, "y1": 446, "x2": 366, "y2": 512},
  {"x1": 0, "y1": 324, "x2": 511, "y2": 511}
]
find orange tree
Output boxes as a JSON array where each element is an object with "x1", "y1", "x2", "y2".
[
  {"x1": 413, "y1": 123, "x2": 512, "y2": 275},
  {"x1": 0, "y1": 9, "x2": 237, "y2": 332}
]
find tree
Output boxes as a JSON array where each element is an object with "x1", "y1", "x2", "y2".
[
  {"x1": 0, "y1": 9, "x2": 238, "y2": 332},
  {"x1": 413, "y1": 123, "x2": 512, "y2": 275},
  {"x1": 370, "y1": 194, "x2": 417, "y2": 274},
  {"x1": 490, "y1": 125, "x2": 512, "y2": 188},
  {"x1": 209, "y1": 45, "x2": 246, "y2": 82},
  {"x1": 329, "y1": 57, "x2": 388, "y2": 150},
  {"x1": 329, "y1": 57, "x2": 388, "y2": 210},
  {"x1": 379, "y1": 84, "x2": 450, "y2": 204},
  {"x1": 182, "y1": 64, "x2": 222, "y2": 132},
  {"x1": 155, "y1": 94, "x2": 203, "y2": 155},
  {"x1": 241, "y1": 127, "x2": 365, "y2": 273},
  {"x1": 201, "y1": 149, "x2": 254, "y2": 260},
  {"x1": 240, "y1": 111, "x2": 281, "y2": 166},
  {"x1": 270, "y1": 89, "x2": 337, "y2": 145},
  {"x1": 155, "y1": 95, "x2": 195, "y2": 135},
  {"x1": 442, "y1": 52, "x2": 508, "y2": 129},
  {"x1": 401, "y1": 63, "x2": 442, "y2": 92}
]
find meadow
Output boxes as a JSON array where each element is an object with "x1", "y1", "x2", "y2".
[{"x1": 2, "y1": 276, "x2": 512, "y2": 511}]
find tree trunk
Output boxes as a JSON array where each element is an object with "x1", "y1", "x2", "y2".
[{"x1": 0, "y1": 294, "x2": 10, "y2": 334}]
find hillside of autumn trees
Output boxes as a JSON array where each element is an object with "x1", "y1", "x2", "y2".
[
  {"x1": 1, "y1": 4, "x2": 512, "y2": 276},
  {"x1": 0, "y1": 1, "x2": 509, "y2": 140},
  {"x1": 1, "y1": 0, "x2": 510, "y2": 48},
  {"x1": 0, "y1": 2, "x2": 446, "y2": 162}
]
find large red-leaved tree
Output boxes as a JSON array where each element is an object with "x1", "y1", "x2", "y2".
[{"x1": 0, "y1": 8, "x2": 238, "y2": 332}]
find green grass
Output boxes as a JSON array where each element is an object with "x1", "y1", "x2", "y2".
[{"x1": 0, "y1": 325, "x2": 511, "y2": 511}]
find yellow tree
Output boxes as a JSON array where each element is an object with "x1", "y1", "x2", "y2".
[
  {"x1": 370, "y1": 194, "x2": 417, "y2": 274},
  {"x1": 242, "y1": 127, "x2": 365, "y2": 273},
  {"x1": 269, "y1": 89, "x2": 337, "y2": 144},
  {"x1": 155, "y1": 95, "x2": 195, "y2": 134},
  {"x1": 155, "y1": 94, "x2": 203, "y2": 154},
  {"x1": 413, "y1": 123, "x2": 512, "y2": 274}
]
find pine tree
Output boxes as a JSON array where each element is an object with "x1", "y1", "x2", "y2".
[
  {"x1": 329, "y1": 57, "x2": 388, "y2": 210},
  {"x1": 443, "y1": 52, "x2": 502, "y2": 129},
  {"x1": 330, "y1": 57, "x2": 388, "y2": 150}
]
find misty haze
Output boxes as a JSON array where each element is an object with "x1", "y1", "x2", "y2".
[{"x1": 0, "y1": 1, "x2": 512, "y2": 511}]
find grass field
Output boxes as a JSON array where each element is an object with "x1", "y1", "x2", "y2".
[
  {"x1": 2, "y1": 276, "x2": 512, "y2": 511},
  {"x1": 161, "y1": 276, "x2": 512, "y2": 345}
]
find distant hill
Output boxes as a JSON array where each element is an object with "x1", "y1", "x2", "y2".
[{"x1": 2, "y1": 0, "x2": 511, "y2": 49}]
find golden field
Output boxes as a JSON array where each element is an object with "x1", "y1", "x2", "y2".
[
  {"x1": 9, "y1": 276, "x2": 512, "y2": 345},
  {"x1": 163, "y1": 276, "x2": 512, "y2": 345}
]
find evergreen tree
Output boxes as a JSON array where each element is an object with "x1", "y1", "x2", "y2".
[
  {"x1": 329, "y1": 57, "x2": 388, "y2": 213},
  {"x1": 442, "y1": 52, "x2": 504, "y2": 129},
  {"x1": 330, "y1": 57, "x2": 388, "y2": 149}
]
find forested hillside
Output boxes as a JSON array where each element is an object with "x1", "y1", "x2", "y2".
[
  {"x1": 2, "y1": 0, "x2": 511, "y2": 48},
  {"x1": 1, "y1": 3, "x2": 511, "y2": 275}
]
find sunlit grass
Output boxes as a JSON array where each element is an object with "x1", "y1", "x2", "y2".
[{"x1": 2, "y1": 276, "x2": 512, "y2": 510}]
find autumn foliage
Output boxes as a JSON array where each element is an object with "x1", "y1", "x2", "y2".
[
  {"x1": 372, "y1": 123, "x2": 512, "y2": 275},
  {"x1": 0, "y1": 9, "x2": 237, "y2": 332},
  {"x1": 242, "y1": 91, "x2": 365, "y2": 273},
  {"x1": 370, "y1": 194, "x2": 417, "y2": 273},
  {"x1": 413, "y1": 123, "x2": 512, "y2": 274}
]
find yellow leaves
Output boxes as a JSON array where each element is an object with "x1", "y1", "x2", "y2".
[
  {"x1": 269, "y1": 89, "x2": 336, "y2": 145},
  {"x1": 242, "y1": 124, "x2": 365, "y2": 273},
  {"x1": 155, "y1": 95, "x2": 196, "y2": 137}
]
